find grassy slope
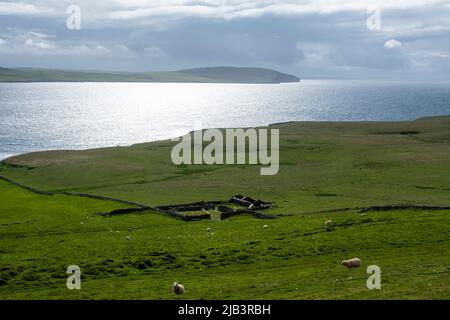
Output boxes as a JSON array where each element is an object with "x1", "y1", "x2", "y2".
[
  {"x1": 178, "y1": 67, "x2": 300, "y2": 83},
  {"x1": 0, "y1": 117, "x2": 449, "y2": 299},
  {"x1": 0, "y1": 179, "x2": 449, "y2": 299},
  {"x1": 2, "y1": 116, "x2": 450, "y2": 212},
  {"x1": 0, "y1": 67, "x2": 299, "y2": 83}
]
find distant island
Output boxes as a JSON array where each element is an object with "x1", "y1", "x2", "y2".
[{"x1": 0, "y1": 66, "x2": 300, "y2": 84}]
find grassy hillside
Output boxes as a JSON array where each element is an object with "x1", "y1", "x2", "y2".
[
  {"x1": 0, "y1": 178, "x2": 449, "y2": 299},
  {"x1": 178, "y1": 67, "x2": 300, "y2": 83},
  {"x1": 0, "y1": 116, "x2": 449, "y2": 299},
  {"x1": 0, "y1": 66, "x2": 300, "y2": 84},
  {"x1": 2, "y1": 116, "x2": 449, "y2": 211}
]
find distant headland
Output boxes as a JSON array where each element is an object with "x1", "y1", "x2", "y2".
[{"x1": 0, "y1": 66, "x2": 300, "y2": 84}]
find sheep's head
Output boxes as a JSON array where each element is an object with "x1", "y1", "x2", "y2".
[{"x1": 172, "y1": 282, "x2": 185, "y2": 295}]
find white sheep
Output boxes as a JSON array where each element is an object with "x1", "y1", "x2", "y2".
[
  {"x1": 325, "y1": 220, "x2": 333, "y2": 228},
  {"x1": 263, "y1": 225, "x2": 268, "y2": 229},
  {"x1": 206, "y1": 227, "x2": 211, "y2": 232},
  {"x1": 341, "y1": 258, "x2": 362, "y2": 269},
  {"x1": 172, "y1": 282, "x2": 185, "y2": 295},
  {"x1": 126, "y1": 235, "x2": 131, "y2": 241}
]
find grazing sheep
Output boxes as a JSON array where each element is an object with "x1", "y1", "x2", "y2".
[
  {"x1": 206, "y1": 227, "x2": 211, "y2": 232},
  {"x1": 263, "y1": 225, "x2": 268, "y2": 229},
  {"x1": 325, "y1": 219, "x2": 333, "y2": 231},
  {"x1": 128, "y1": 227, "x2": 133, "y2": 232},
  {"x1": 172, "y1": 282, "x2": 185, "y2": 295},
  {"x1": 341, "y1": 258, "x2": 362, "y2": 269},
  {"x1": 360, "y1": 213, "x2": 366, "y2": 217},
  {"x1": 126, "y1": 236, "x2": 131, "y2": 241}
]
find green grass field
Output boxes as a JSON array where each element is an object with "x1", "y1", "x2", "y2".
[{"x1": 0, "y1": 116, "x2": 449, "y2": 299}]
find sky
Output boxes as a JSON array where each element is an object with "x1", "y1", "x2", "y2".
[{"x1": 0, "y1": 0, "x2": 449, "y2": 80}]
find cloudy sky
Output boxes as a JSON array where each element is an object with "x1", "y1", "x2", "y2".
[{"x1": 0, "y1": 0, "x2": 449, "y2": 80}]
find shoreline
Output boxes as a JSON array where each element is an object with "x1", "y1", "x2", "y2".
[{"x1": 2, "y1": 114, "x2": 449, "y2": 162}]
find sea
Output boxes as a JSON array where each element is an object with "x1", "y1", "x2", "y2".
[{"x1": 1, "y1": 80, "x2": 450, "y2": 160}]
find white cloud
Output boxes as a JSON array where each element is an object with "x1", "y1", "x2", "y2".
[
  {"x1": 384, "y1": 39, "x2": 402, "y2": 49},
  {"x1": 0, "y1": 1, "x2": 56, "y2": 16},
  {"x1": 64, "y1": 43, "x2": 136, "y2": 57},
  {"x1": 0, "y1": 30, "x2": 131, "y2": 57},
  {"x1": 105, "y1": 1, "x2": 424, "y2": 21},
  {"x1": 69, "y1": 44, "x2": 114, "y2": 56},
  {"x1": 28, "y1": 31, "x2": 54, "y2": 39},
  {"x1": 36, "y1": 41, "x2": 52, "y2": 49},
  {"x1": 23, "y1": 33, "x2": 55, "y2": 50},
  {"x1": 1, "y1": 1, "x2": 448, "y2": 22},
  {"x1": 24, "y1": 38, "x2": 34, "y2": 46},
  {"x1": 411, "y1": 50, "x2": 450, "y2": 58},
  {"x1": 427, "y1": 51, "x2": 449, "y2": 58}
]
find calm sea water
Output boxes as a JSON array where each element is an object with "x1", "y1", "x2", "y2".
[{"x1": 1, "y1": 80, "x2": 450, "y2": 160}]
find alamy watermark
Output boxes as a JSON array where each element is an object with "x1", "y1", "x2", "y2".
[
  {"x1": 171, "y1": 123, "x2": 279, "y2": 175},
  {"x1": 366, "y1": 6, "x2": 381, "y2": 31},
  {"x1": 66, "y1": 265, "x2": 81, "y2": 289},
  {"x1": 366, "y1": 265, "x2": 381, "y2": 290},
  {"x1": 66, "y1": 5, "x2": 81, "y2": 30}
]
